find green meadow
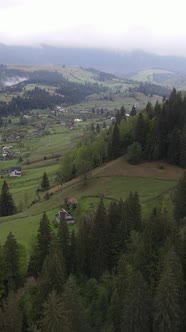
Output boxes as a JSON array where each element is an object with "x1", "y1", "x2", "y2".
[{"x1": 0, "y1": 155, "x2": 179, "y2": 250}]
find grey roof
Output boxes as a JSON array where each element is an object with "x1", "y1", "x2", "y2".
[{"x1": 9, "y1": 167, "x2": 22, "y2": 172}]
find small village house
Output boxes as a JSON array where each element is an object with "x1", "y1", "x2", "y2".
[
  {"x1": 9, "y1": 166, "x2": 22, "y2": 177},
  {"x1": 55, "y1": 208, "x2": 75, "y2": 224}
]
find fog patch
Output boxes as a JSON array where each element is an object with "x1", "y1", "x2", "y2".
[{"x1": 3, "y1": 76, "x2": 27, "y2": 86}]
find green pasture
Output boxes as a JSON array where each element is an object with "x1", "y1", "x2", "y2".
[
  {"x1": 130, "y1": 69, "x2": 173, "y2": 82},
  {"x1": 0, "y1": 167, "x2": 177, "y2": 249}
]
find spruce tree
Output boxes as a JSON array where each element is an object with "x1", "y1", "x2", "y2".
[
  {"x1": 130, "y1": 105, "x2": 136, "y2": 116},
  {"x1": 39, "y1": 238, "x2": 66, "y2": 297},
  {"x1": 57, "y1": 216, "x2": 70, "y2": 275},
  {"x1": 41, "y1": 172, "x2": 50, "y2": 190},
  {"x1": 62, "y1": 276, "x2": 90, "y2": 332},
  {"x1": 125, "y1": 191, "x2": 142, "y2": 233},
  {"x1": 0, "y1": 181, "x2": 16, "y2": 216},
  {"x1": 121, "y1": 270, "x2": 151, "y2": 332},
  {"x1": 107, "y1": 201, "x2": 121, "y2": 272},
  {"x1": 92, "y1": 199, "x2": 108, "y2": 277},
  {"x1": 0, "y1": 293, "x2": 23, "y2": 332},
  {"x1": 153, "y1": 247, "x2": 184, "y2": 332},
  {"x1": 135, "y1": 113, "x2": 147, "y2": 150},
  {"x1": 3, "y1": 232, "x2": 20, "y2": 291},
  {"x1": 77, "y1": 213, "x2": 95, "y2": 277},
  {"x1": 69, "y1": 230, "x2": 77, "y2": 274},
  {"x1": 145, "y1": 101, "x2": 154, "y2": 119},
  {"x1": 28, "y1": 212, "x2": 52, "y2": 276},
  {"x1": 110, "y1": 124, "x2": 121, "y2": 159},
  {"x1": 174, "y1": 172, "x2": 186, "y2": 223},
  {"x1": 180, "y1": 125, "x2": 186, "y2": 168},
  {"x1": 39, "y1": 290, "x2": 71, "y2": 332},
  {"x1": 167, "y1": 128, "x2": 181, "y2": 165}
]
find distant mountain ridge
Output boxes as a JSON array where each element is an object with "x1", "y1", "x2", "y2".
[{"x1": 1, "y1": 44, "x2": 186, "y2": 76}]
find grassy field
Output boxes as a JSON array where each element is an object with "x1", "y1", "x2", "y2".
[
  {"x1": 0, "y1": 157, "x2": 181, "y2": 249},
  {"x1": 130, "y1": 69, "x2": 174, "y2": 82}
]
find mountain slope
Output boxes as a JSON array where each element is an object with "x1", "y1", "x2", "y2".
[{"x1": 1, "y1": 45, "x2": 186, "y2": 76}]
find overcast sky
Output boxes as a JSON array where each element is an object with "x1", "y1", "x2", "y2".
[{"x1": 0, "y1": 0, "x2": 186, "y2": 56}]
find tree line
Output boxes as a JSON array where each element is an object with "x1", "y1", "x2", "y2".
[
  {"x1": 0, "y1": 172, "x2": 186, "y2": 331},
  {"x1": 57, "y1": 89, "x2": 186, "y2": 185}
]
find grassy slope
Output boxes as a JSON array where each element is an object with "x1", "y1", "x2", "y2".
[
  {"x1": 130, "y1": 69, "x2": 174, "y2": 82},
  {"x1": 6, "y1": 65, "x2": 163, "y2": 111},
  {"x1": 0, "y1": 157, "x2": 182, "y2": 249}
]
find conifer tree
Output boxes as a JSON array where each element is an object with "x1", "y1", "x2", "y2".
[
  {"x1": 69, "y1": 230, "x2": 77, "y2": 274},
  {"x1": 145, "y1": 101, "x2": 154, "y2": 119},
  {"x1": 107, "y1": 201, "x2": 121, "y2": 272},
  {"x1": 153, "y1": 247, "x2": 184, "y2": 332},
  {"x1": 57, "y1": 216, "x2": 70, "y2": 274},
  {"x1": 0, "y1": 293, "x2": 23, "y2": 332},
  {"x1": 110, "y1": 123, "x2": 121, "y2": 159},
  {"x1": 118, "y1": 198, "x2": 130, "y2": 251},
  {"x1": 110, "y1": 255, "x2": 131, "y2": 332},
  {"x1": 92, "y1": 199, "x2": 108, "y2": 277},
  {"x1": 174, "y1": 172, "x2": 186, "y2": 223},
  {"x1": 125, "y1": 191, "x2": 142, "y2": 233},
  {"x1": 39, "y1": 237, "x2": 66, "y2": 297},
  {"x1": 135, "y1": 113, "x2": 147, "y2": 150},
  {"x1": 0, "y1": 181, "x2": 16, "y2": 216},
  {"x1": 41, "y1": 172, "x2": 50, "y2": 190},
  {"x1": 62, "y1": 276, "x2": 90, "y2": 332},
  {"x1": 77, "y1": 213, "x2": 95, "y2": 277},
  {"x1": 130, "y1": 105, "x2": 136, "y2": 116},
  {"x1": 28, "y1": 212, "x2": 52, "y2": 276},
  {"x1": 39, "y1": 290, "x2": 71, "y2": 332},
  {"x1": 180, "y1": 125, "x2": 186, "y2": 168},
  {"x1": 121, "y1": 270, "x2": 151, "y2": 332},
  {"x1": 167, "y1": 128, "x2": 181, "y2": 165},
  {"x1": 3, "y1": 232, "x2": 20, "y2": 291}
]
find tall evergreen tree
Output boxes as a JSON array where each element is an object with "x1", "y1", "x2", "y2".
[
  {"x1": 174, "y1": 172, "x2": 186, "y2": 223},
  {"x1": 153, "y1": 247, "x2": 184, "y2": 332},
  {"x1": 116, "y1": 106, "x2": 126, "y2": 124},
  {"x1": 77, "y1": 213, "x2": 95, "y2": 277},
  {"x1": 62, "y1": 276, "x2": 90, "y2": 332},
  {"x1": 107, "y1": 201, "x2": 121, "y2": 272},
  {"x1": 110, "y1": 124, "x2": 121, "y2": 159},
  {"x1": 28, "y1": 212, "x2": 52, "y2": 276},
  {"x1": 167, "y1": 128, "x2": 181, "y2": 165},
  {"x1": 124, "y1": 191, "x2": 142, "y2": 234},
  {"x1": 121, "y1": 270, "x2": 151, "y2": 332},
  {"x1": 39, "y1": 238, "x2": 66, "y2": 297},
  {"x1": 3, "y1": 232, "x2": 20, "y2": 291},
  {"x1": 135, "y1": 113, "x2": 147, "y2": 150},
  {"x1": 0, "y1": 293, "x2": 23, "y2": 332},
  {"x1": 180, "y1": 125, "x2": 186, "y2": 168},
  {"x1": 69, "y1": 230, "x2": 77, "y2": 274},
  {"x1": 0, "y1": 181, "x2": 16, "y2": 216},
  {"x1": 110, "y1": 255, "x2": 131, "y2": 332},
  {"x1": 130, "y1": 105, "x2": 137, "y2": 116},
  {"x1": 145, "y1": 101, "x2": 154, "y2": 119},
  {"x1": 57, "y1": 216, "x2": 70, "y2": 275},
  {"x1": 41, "y1": 172, "x2": 50, "y2": 190},
  {"x1": 91, "y1": 199, "x2": 108, "y2": 277},
  {"x1": 39, "y1": 290, "x2": 71, "y2": 332}
]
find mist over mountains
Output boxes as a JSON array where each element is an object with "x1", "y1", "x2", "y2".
[{"x1": 1, "y1": 44, "x2": 186, "y2": 76}]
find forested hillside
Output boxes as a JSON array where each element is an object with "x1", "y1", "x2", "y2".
[
  {"x1": 0, "y1": 88, "x2": 185, "y2": 331},
  {"x1": 0, "y1": 176, "x2": 185, "y2": 331}
]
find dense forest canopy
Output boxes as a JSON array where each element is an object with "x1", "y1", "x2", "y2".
[{"x1": 0, "y1": 176, "x2": 185, "y2": 331}]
